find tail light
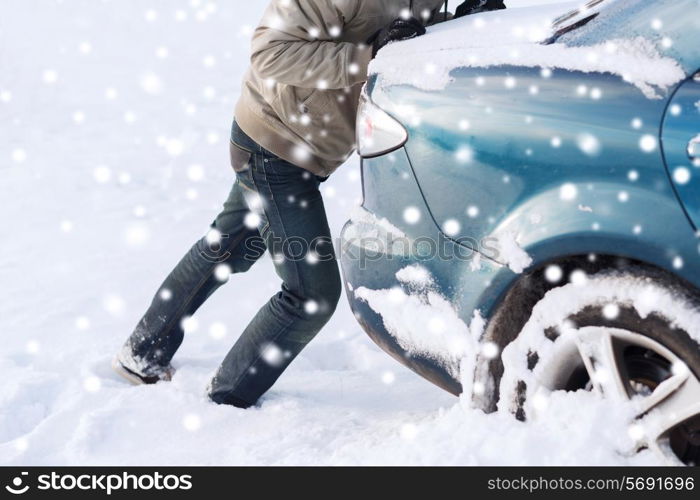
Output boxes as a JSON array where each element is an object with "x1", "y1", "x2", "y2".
[{"x1": 356, "y1": 90, "x2": 408, "y2": 158}]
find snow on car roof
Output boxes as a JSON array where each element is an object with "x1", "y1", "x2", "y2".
[{"x1": 369, "y1": 1, "x2": 686, "y2": 99}]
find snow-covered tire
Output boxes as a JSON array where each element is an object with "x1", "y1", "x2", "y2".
[{"x1": 485, "y1": 266, "x2": 700, "y2": 465}]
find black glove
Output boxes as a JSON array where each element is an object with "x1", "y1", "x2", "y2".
[
  {"x1": 455, "y1": 0, "x2": 506, "y2": 19},
  {"x1": 367, "y1": 17, "x2": 427, "y2": 58}
]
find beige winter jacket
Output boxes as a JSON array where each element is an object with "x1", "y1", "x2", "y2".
[{"x1": 235, "y1": 0, "x2": 447, "y2": 176}]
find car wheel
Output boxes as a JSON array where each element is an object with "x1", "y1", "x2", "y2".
[{"x1": 495, "y1": 268, "x2": 700, "y2": 465}]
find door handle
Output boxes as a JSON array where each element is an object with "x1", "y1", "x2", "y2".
[{"x1": 689, "y1": 134, "x2": 700, "y2": 164}]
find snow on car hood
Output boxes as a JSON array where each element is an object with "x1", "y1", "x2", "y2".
[{"x1": 369, "y1": 1, "x2": 685, "y2": 99}]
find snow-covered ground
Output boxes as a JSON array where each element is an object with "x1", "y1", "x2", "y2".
[{"x1": 0, "y1": 0, "x2": 659, "y2": 465}]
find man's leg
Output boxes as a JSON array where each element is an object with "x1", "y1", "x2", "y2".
[
  {"x1": 116, "y1": 178, "x2": 266, "y2": 381},
  {"x1": 208, "y1": 149, "x2": 342, "y2": 408}
]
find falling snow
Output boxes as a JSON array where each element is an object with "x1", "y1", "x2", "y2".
[{"x1": 0, "y1": 0, "x2": 679, "y2": 467}]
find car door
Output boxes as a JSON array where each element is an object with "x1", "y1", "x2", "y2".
[{"x1": 662, "y1": 72, "x2": 700, "y2": 231}]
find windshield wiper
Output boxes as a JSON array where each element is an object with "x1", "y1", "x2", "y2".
[{"x1": 542, "y1": 12, "x2": 599, "y2": 45}]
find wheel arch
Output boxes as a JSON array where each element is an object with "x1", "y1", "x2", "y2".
[{"x1": 472, "y1": 253, "x2": 700, "y2": 413}]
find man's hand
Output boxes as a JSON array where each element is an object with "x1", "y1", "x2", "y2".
[
  {"x1": 455, "y1": 0, "x2": 506, "y2": 19},
  {"x1": 368, "y1": 17, "x2": 427, "y2": 58}
]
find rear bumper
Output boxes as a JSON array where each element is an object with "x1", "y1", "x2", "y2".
[
  {"x1": 339, "y1": 149, "x2": 508, "y2": 396},
  {"x1": 339, "y1": 213, "x2": 463, "y2": 395}
]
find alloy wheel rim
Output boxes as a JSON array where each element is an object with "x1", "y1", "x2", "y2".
[{"x1": 536, "y1": 326, "x2": 700, "y2": 465}]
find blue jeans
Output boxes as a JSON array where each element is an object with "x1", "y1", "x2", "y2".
[{"x1": 123, "y1": 121, "x2": 342, "y2": 407}]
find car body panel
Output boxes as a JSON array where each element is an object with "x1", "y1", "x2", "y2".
[
  {"x1": 341, "y1": 0, "x2": 700, "y2": 395},
  {"x1": 662, "y1": 74, "x2": 700, "y2": 231},
  {"x1": 371, "y1": 66, "x2": 700, "y2": 286},
  {"x1": 341, "y1": 148, "x2": 511, "y2": 394}
]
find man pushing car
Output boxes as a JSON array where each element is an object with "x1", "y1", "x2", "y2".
[{"x1": 113, "y1": 0, "x2": 505, "y2": 408}]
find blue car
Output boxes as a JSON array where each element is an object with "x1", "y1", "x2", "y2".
[{"x1": 340, "y1": 0, "x2": 700, "y2": 465}]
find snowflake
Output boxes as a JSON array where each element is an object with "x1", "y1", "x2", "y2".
[
  {"x1": 165, "y1": 138, "x2": 184, "y2": 156},
  {"x1": 72, "y1": 110, "x2": 85, "y2": 124},
  {"x1": 140, "y1": 72, "x2": 163, "y2": 95},
  {"x1": 124, "y1": 222, "x2": 150, "y2": 247},
  {"x1": 306, "y1": 251, "x2": 319, "y2": 265},
  {"x1": 202, "y1": 86, "x2": 216, "y2": 99},
  {"x1": 403, "y1": 206, "x2": 421, "y2": 224},
  {"x1": 60, "y1": 220, "x2": 74, "y2": 232},
  {"x1": 639, "y1": 134, "x2": 657, "y2": 153},
  {"x1": 83, "y1": 376, "x2": 101, "y2": 393},
  {"x1": 214, "y1": 264, "x2": 231, "y2": 282},
  {"x1": 182, "y1": 414, "x2": 201, "y2": 431},
  {"x1": 103, "y1": 294, "x2": 126, "y2": 316},
  {"x1": 26, "y1": 340, "x2": 40, "y2": 354},
  {"x1": 14, "y1": 438, "x2": 28, "y2": 452},
  {"x1": 545, "y1": 265, "x2": 563, "y2": 283},
  {"x1": 602, "y1": 303, "x2": 620, "y2": 319},
  {"x1": 12, "y1": 148, "x2": 27, "y2": 163},
  {"x1": 442, "y1": 219, "x2": 461, "y2": 237},
  {"x1": 75, "y1": 316, "x2": 90, "y2": 330},
  {"x1": 532, "y1": 391, "x2": 549, "y2": 412},
  {"x1": 304, "y1": 300, "x2": 319, "y2": 315},
  {"x1": 202, "y1": 55, "x2": 216, "y2": 68},
  {"x1": 559, "y1": 183, "x2": 578, "y2": 201},
  {"x1": 672, "y1": 166, "x2": 691, "y2": 185},
  {"x1": 292, "y1": 145, "x2": 311, "y2": 162},
  {"x1": 455, "y1": 146, "x2": 474, "y2": 163},
  {"x1": 577, "y1": 133, "x2": 601, "y2": 156},
  {"x1": 180, "y1": 315, "x2": 199, "y2": 333},
  {"x1": 569, "y1": 269, "x2": 588, "y2": 287},
  {"x1": 261, "y1": 343, "x2": 284, "y2": 366},
  {"x1": 481, "y1": 342, "x2": 500, "y2": 359},
  {"x1": 400, "y1": 423, "x2": 419, "y2": 441},
  {"x1": 123, "y1": 110, "x2": 137, "y2": 124},
  {"x1": 42, "y1": 69, "x2": 58, "y2": 84},
  {"x1": 209, "y1": 322, "x2": 227, "y2": 340},
  {"x1": 187, "y1": 164, "x2": 205, "y2": 182},
  {"x1": 93, "y1": 165, "x2": 112, "y2": 183}
]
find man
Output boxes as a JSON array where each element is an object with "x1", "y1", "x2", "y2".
[{"x1": 113, "y1": 0, "x2": 501, "y2": 408}]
